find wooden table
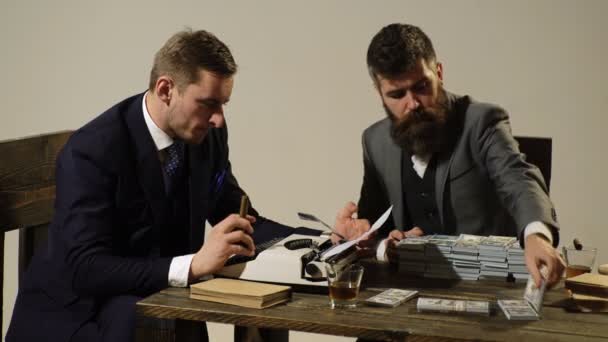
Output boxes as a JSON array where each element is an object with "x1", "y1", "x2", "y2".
[{"x1": 137, "y1": 262, "x2": 608, "y2": 341}]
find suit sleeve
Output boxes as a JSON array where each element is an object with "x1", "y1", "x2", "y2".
[
  {"x1": 473, "y1": 107, "x2": 559, "y2": 246},
  {"x1": 357, "y1": 131, "x2": 395, "y2": 239},
  {"x1": 57, "y1": 143, "x2": 171, "y2": 298}
]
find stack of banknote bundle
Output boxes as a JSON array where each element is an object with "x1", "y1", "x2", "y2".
[
  {"x1": 424, "y1": 235, "x2": 459, "y2": 279},
  {"x1": 451, "y1": 234, "x2": 484, "y2": 280},
  {"x1": 395, "y1": 234, "x2": 526, "y2": 282},
  {"x1": 506, "y1": 242, "x2": 528, "y2": 282},
  {"x1": 478, "y1": 236, "x2": 517, "y2": 280},
  {"x1": 395, "y1": 236, "x2": 430, "y2": 275}
]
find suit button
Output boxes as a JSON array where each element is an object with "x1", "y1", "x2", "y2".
[
  {"x1": 426, "y1": 211, "x2": 435, "y2": 219},
  {"x1": 421, "y1": 192, "x2": 428, "y2": 198}
]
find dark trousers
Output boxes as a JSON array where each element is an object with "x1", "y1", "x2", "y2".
[{"x1": 71, "y1": 295, "x2": 141, "y2": 342}]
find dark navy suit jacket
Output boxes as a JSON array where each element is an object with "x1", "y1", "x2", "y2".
[{"x1": 7, "y1": 93, "x2": 285, "y2": 341}]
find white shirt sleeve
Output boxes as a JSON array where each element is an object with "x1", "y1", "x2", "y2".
[
  {"x1": 523, "y1": 221, "x2": 554, "y2": 246},
  {"x1": 168, "y1": 254, "x2": 195, "y2": 287},
  {"x1": 376, "y1": 238, "x2": 390, "y2": 262}
]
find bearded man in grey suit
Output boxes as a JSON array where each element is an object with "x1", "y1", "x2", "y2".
[{"x1": 333, "y1": 23, "x2": 564, "y2": 287}]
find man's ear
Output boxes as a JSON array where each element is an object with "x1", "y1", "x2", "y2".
[
  {"x1": 436, "y1": 62, "x2": 444, "y2": 83},
  {"x1": 155, "y1": 76, "x2": 174, "y2": 105}
]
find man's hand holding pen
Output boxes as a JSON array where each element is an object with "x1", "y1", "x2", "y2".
[{"x1": 189, "y1": 196, "x2": 256, "y2": 280}]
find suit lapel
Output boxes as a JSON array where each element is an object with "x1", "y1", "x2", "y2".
[
  {"x1": 125, "y1": 94, "x2": 168, "y2": 226},
  {"x1": 188, "y1": 141, "x2": 213, "y2": 253},
  {"x1": 435, "y1": 93, "x2": 469, "y2": 229},
  {"x1": 385, "y1": 139, "x2": 405, "y2": 229},
  {"x1": 435, "y1": 149, "x2": 455, "y2": 229}
]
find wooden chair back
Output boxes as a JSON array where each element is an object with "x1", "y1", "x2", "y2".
[{"x1": 0, "y1": 131, "x2": 72, "y2": 334}]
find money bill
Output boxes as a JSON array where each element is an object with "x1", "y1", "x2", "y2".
[
  {"x1": 365, "y1": 289, "x2": 418, "y2": 307},
  {"x1": 523, "y1": 267, "x2": 548, "y2": 313},
  {"x1": 497, "y1": 299, "x2": 539, "y2": 320},
  {"x1": 416, "y1": 297, "x2": 490, "y2": 315}
]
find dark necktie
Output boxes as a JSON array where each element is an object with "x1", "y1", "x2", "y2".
[{"x1": 163, "y1": 141, "x2": 184, "y2": 194}]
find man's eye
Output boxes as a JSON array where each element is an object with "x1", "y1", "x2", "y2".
[
  {"x1": 387, "y1": 90, "x2": 406, "y2": 99},
  {"x1": 201, "y1": 101, "x2": 217, "y2": 108},
  {"x1": 412, "y1": 80, "x2": 429, "y2": 93}
]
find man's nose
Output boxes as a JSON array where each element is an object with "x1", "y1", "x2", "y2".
[
  {"x1": 209, "y1": 110, "x2": 225, "y2": 128},
  {"x1": 405, "y1": 92, "x2": 420, "y2": 112}
]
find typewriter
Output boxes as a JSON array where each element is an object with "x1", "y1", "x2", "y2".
[{"x1": 217, "y1": 232, "x2": 358, "y2": 288}]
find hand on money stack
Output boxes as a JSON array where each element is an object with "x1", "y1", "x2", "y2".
[{"x1": 497, "y1": 266, "x2": 547, "y2": 320}]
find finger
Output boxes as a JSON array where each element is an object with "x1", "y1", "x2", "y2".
[
  {"x1": 338, "y1": 201, "x2": 357, "y2": 219},
  {"x1": 227, "y1": 215, "x2": 254, "y2": 235},
  {"x1": 526, "y1": 258, "x2": 543, "y2": 288},
  {"x1": 246, "y1": 214, "x2": 256, "y2": 223},
  {"x1": 355, "y1": 219, "x2": 371, "y2": 233},
  {"x1": 389, "y1": 230, "x2": 405, "y2": 241},
  {"x1": 548, "y1": 256, "x2": 565, "y2": 287},
  {"x1": 226, "y1": 230, "x2": 255, "y2": 253},
  {"x1": 406, "y1": 227, "x2": 424, "y2": 237},
  {"x1": 230, "y1": 243, "x2": 253, "y2": 256}
]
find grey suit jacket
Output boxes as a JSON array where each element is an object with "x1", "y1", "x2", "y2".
[{"x1": 358, "y1": 93, "x2": 559, "y2": 246}]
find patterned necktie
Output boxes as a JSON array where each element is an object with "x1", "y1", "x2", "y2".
[{"x1": 163, "y1": 141, "x2": 184, "y2": 193}]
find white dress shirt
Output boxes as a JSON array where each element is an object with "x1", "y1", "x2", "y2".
[
  {"x1": 376, "y1": 153, "x2": 553, "y2": 262},
  {"x1": 142, "y1": 92, "x2": 196, "y2": 287}
]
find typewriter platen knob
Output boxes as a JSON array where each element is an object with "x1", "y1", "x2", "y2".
[{"x1": 305, "y1": 262, "x2": 324, "y2": 279}]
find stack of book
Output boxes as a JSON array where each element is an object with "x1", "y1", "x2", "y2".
[
  {"x1": 190, "y1": 278, "x2": 291, "y2": 309},
  {"x1": 565, "y1": 273, "x2": 608, "y2": 312}
]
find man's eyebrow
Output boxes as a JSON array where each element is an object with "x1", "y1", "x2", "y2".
[{"x1": 197, "y1": 98, "x2": 230, "y2": 105}]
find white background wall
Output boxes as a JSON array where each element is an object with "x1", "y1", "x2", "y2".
[{"x1": 2, "y1": 1, "x2": 607, "y2": 340}]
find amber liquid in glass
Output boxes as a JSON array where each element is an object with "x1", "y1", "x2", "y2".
[
  {"x1": 566, "y1": 265, "x2": 591, "y2": 278},
  {"x1": 329, "y1": 281, "x2": 359, "y2": 301}
]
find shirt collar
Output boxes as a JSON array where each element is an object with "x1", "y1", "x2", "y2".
[{"x1": 142, "y1": 91, "x2": 173, "y2": 151}]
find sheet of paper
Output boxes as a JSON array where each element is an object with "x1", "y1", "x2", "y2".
[{"x1": 321, "y1": 206, "x2": 392, "y2": 261}]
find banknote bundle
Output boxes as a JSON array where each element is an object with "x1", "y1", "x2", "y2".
[
  {"x1": 364, "y1": 288, "x2": 419, "y2": 307},
  {"x1": 507, "y1": 243, "x2": 528, "y2": 282},
  {"x1": 498, "y1": 268, "x2": 547, "y2": 320},
  {"x1": 416, "y1": 297, "x2": 490, "y2": 316},
  {"x1": 478, "y1": 236, "x2": 516, "y2": 280}
]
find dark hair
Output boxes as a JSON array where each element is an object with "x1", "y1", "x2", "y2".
[
  {"x1": 367, "y1": 23, "x2": 436, "y2": 82},
  {"x1": 149, "y1": 29, "x2": 237, "y2": 91}
]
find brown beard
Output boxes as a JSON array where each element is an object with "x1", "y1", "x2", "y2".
[{"x1": 387, "y1": 88, "x2": 450, "y2": 156}]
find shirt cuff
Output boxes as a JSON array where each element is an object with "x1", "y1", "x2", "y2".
[
  {"x1": 376, "y1": 238, "x2": 390, "y2": 262},
  {"x1": 523, "y1": 221, "x2": 553, "y2": 246},
  {"x1": 168, "y1": 254, "x2": 195, "y2": 287}
]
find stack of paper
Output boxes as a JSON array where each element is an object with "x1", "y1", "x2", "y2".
[
  {"x1": 565, "y1": 273, "x2": 608, "y2": 312},
  {"x1": 190, "y1": 278, "x2": 291, "y2": 309}
]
